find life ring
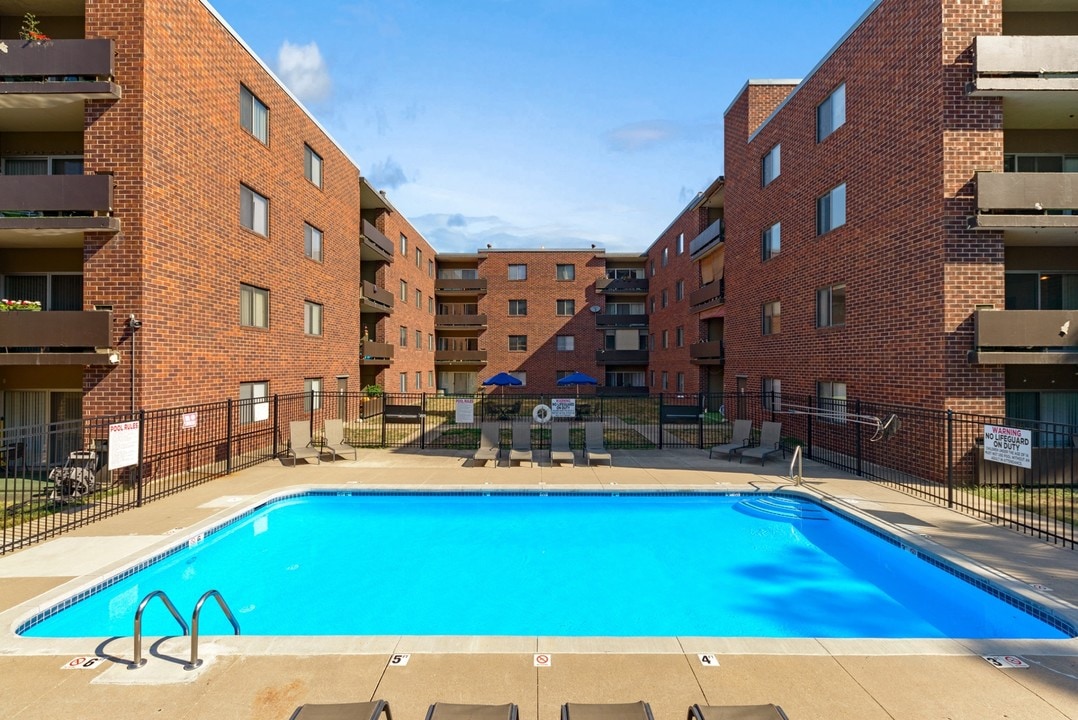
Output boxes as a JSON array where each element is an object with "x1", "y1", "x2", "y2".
[{"x1": 532, "y1": 404, "x2": 552, "y2": 424}]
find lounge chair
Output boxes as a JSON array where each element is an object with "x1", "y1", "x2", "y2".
[
  {"x1": 426, "y1": 702, "x2": 519, "y2": 720},
  {"x1": 290, "y1": 699, "x2": 392, "y2": 719},
  {"x1": 584, "y1": 422, "x2": 612, "y2": 467},
  {"x1": 509, "y1": 422, "x2": 534, "y2": 467},
  {"x1": 738, "y1": 421, "x2": 784, "y2": 465},
  {"x1": 473, "y1": 422, "x2": 501, "y2": 467},
  {"x1": 550, "y1": 422, "x2": 575, "y2": 467},
  {"x1": 562, "y1": 701, "x2": 655, "y2": 720},
  {"x1": 688, "y1": 704, "x2": 790, "y2": 720},
  {"x1": 709, "y1": 419, "x2": 752, "y2": 459},
  {"x1": 286, "y1": 420, "x2": 323, "y2": 466},
  {"x1": 323, "y1": 418, "x2": 357, "y2": 461}
]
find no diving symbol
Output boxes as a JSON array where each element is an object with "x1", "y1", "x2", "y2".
[{"x1": 534, "y1": 653, "x2": 552, "y2": 667}]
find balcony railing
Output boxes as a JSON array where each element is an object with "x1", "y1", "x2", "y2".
[
  {"x1": 0, "y1": 175, "x2": 119, "y2": 235},
  {"x1": 434, "y1": 350, "x2": 488, "y2": 364},
  {"x1": 972, "y1": 309, "x2": 1078, "y2": 364},
  {"x1": 434, "y1": 277, "x2": 487, "y2": 294},
  {"x1": 359, "y1": 341, "x2": 393, "y2": 365},
  {"x1": 689, "y1": 217, "x2": 725, "y2": 256},
  {"x1": 689, "y1": 340, "x2": 725, "y2": 365},
  {"x1": 360, "y1": 280, "x2": 394, "y2": 313},
  {"x1": 0, "y1": 310, "x2": 113, "y2": 365},
  {"x1": 360, "y1": 219, "x2": 394, "y2": 263},
  {"x1": 970, "y1": 35, "x2": 1078, "y2": 95},
  {"x1": 689, "y1": 280, "x2": 724, "y2": 310},
  {"x1": 974, "y1": 172, "x2": 1078, "y2": 231},
  {"x1": 595, "y1": 313, "x2": 648, "y2": 328},
  {"x1": 596, "y1": 277, "x2": 649, "y2": 294},
  {"x1": 595, "y1": 349, "x2": 649, "y2": 365},
  {"x1": 0, "y1": 39, "x2": 121, "y2": 105},
  {"x1": 435, "y1": 313, "x2": 487, "y2": 328}
]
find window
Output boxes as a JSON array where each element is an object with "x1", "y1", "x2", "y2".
[
  {"x1": 428, "y1": 296, "x2": 434, "y2": 314},
  {"x1": 416, "y1": 371, "x2": 422, "y2": 390},
  {"x1": 415, "y1": 329, "x2": 422, "y2": 348},
  {"x1": 240, "y1": 185, "x2": 268, "y2": 235},
  {"x1": 649, "y1": 333, "x2": 655, "y2": 351},
  {"x1": 762, "y1": 222, "x2": 781, "y2": 260},
  {"x1": 428, "y1": 370, "x2": 434, "y2": 387},
  {"x1": 509, "y1": 335, "x2": 527, "y2": 352},
  {"x1": 416, "y1": 248, "x2": 422, "y2": 267},
  {"x1": 400, "y1": 280, "x2": 408, "y2": 301},
  {"x1": 762, "y1": 144, "x2": 780, "y2": 186},
  {"x1": 817, "y1": 183, "x2": 846, "y2": 235},
  {"x1": 508, "y1": 264, "x2": 527, "y2": 280},
  {"x1": 676, "y1": 280, "x2": 684, "y2": 302},
  {"x1": 240, "y1": 284, "x2": 269, "y2": 328},
  {"x1": 650, "y1": 261, "x2": 655, "y2": 277},
  {"x1": 304, "y1": 145, "x2": 322, "y2": 188},
  {"x1": 676, "y1": 326, "x2": 684, "y2": 347},
  {"x1": 1004, "y1": 154, "x2": 1078, "y2": 173},
  {"x1": 677, "y1": 372, "x2": 685, "y2": 393},
  {"x1": 400, "y1": 326, "x2": 408, "y2": 347},
  {"x1": 556, "y1": 335, "x2": 575, "y2": 351},
  {"x1": 400, "y1": 234, "x2": 407, "y2": 256},
  {"x1": 762, "y1": 301, "x2": 781, "y2": 335},
  {"x1": 661, "y1": 289, "x2": 668, "y2": 308},
  {"x1": 662, "y1": 371, "x2": 669, "y2": 390},
  {"x1": 415, "y1": 289, "x2": 422, "y2": 308},
  {"x1": 557, "y1": 299, "x2": 575, "y2": 316},
  {"x1": 817, "y1": 83, "x2": 846, "y2": 142},
  {"x1": 650, "y1": 370, "x2": 656, "y2": 387},
  {"x1": 662, "y1": 330, "x2": 669, "y2": 349},
  {"x1": 304, "y1": 301, "x2": 323, "y2": 336},
  {"x1": 428, "y1": 259, "x2": 434, "y2": 277},
  {"x1": 662, "y1": 247, "x2": 669, "y2": 267},
  {"x1": 763, "y1": 378, "x2": 782, "y2": 411},
  {"x1": 399, "y1": 373, "x2": 408, "y2": 393},
  {"x1": 677, "y1": 233, "x2": 685, "y2": 254},
  {"x1": 650, "y1": 298, "x2": 656, "y2": 313},
  {"x1": 556, "y1": 264, "x2": 575, "y2": 281},
  {"x1": 557, "y1": 370, "x2": 574, "y2": 382},
  {"x1": 239, "y1": 381, "x2": 268, "y2": 424},
  {"x1": 428, "y1": 333, "x2": 434, "y2": 351},
  {"x1": 304, "y1": 223, "x2": 323, "y2": 262},
  {"x1": 239, "y1": 85, "x2": 268, "y2": 143},
  {"x1": 508, "y1": 371, "x2": 526, "y2": 386},
  {"x1": 304, "y1": 378, "x2": 322, "y2": 411},
  {"x1": 818, "y1": 381, "x2": 847, "y2": 424},
  {"x1": 508, "y1": 299, "x2": 527, "y2": 316},
  {"x1": 1005, "y1": 272, "x2": 1078, "y2": 310},
  {"x1": 816, "y1": 284, "x2": 847, "y2": 327}
]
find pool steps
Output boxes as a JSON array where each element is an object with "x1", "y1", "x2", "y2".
[{"x1": 735, "y1": 496, "x2": 829, "y2": 522}]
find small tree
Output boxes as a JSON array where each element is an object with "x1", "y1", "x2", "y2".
[{"x1": 20, "y1": 13, "x2": 50, "y2": 42}]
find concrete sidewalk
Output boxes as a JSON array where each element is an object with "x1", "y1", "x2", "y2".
[{"x1": 1, "y1": 448, "x2": 1077, "y2": 719}]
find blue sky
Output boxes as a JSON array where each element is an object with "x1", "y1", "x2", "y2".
[{"x1": 208, "y1": 0, "x2": 873, "y2": 253}]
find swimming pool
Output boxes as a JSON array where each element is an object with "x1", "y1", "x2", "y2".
[{"x1": 17, "y1": 491, "x2": 1076, "y2": 639}]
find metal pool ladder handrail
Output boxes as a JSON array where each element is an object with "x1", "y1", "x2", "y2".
[
  {"x1": 130, "y1": 590, "x2": 189, "y2": 669},
  {"x1": 789, "y1": 444, "x2": 803, "y2": 486},
  {"x1": 185, "y1": 589, "x2": 241, "y2": 671}
]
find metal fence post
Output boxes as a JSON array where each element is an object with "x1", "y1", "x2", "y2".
[
  {"x1": 658, "y1": 393, "x2": 664, "y2": 450},
  {"x1": 136, "y1": 408, "x2": 146, "y2": 507},
  {"x1": 947, "y1": 409, "x2": 954, "y2": 509},
  {"x1": 226, "y1": 398, "x2": 233, "y2": 475},
  {"x1": 381, "y1": 395, "x2": 388, "y2": 448},
  {"x1": 273, "y1": 394, "x2": 279, "y2": 458},
  {"x1": 806, "y1": 411, "x2": 813, "y2": 460},
  {"x1": 697, "y1": 392, "x2": 704, "y2": 449},
  {"x1": 421, "y1": 393, "x2": 427, "y2": 450},
  {"x1": 855, "y1": 399, "x2": 863, "y2": 477}
]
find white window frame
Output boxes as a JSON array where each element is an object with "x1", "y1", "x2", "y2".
[
  {"x1": 239, "y1": 381, "x2": 268, "y2": 424},
  {"x1": 304, "y1": 377, "x2": 322, "y2": 411},
  {"x1": 762, "y1": 301, "x2": 781, "y2": 335},
  {"x1": 508, "y1": 264, "x2": 527, "y2": 281},
  {"x1": 763, "y1": 378, "x2": 782, "y2": 411},
  {"x1": 762, "y1": 222, "x2": 781, "y2": 260},
  {"x1": 304, "y1": 301, "x2": 323, "y2": 336},
  {"x1": 508, "y1": 299, "x2": 527, "y2": 316},
  {"x1": 240, "y1": 284, "x2": 269, "y2": 328},
  {"x1": 400, "y1": 325, "x2": 408, "y2": 347},
  {"x1": 400, "y1": 234, "x2": 407, "y2": 256},
  {"x1": 240, "y1": 184, "x2": 269, "y2": 236},
  {"x1": 556, "y1": 299, "x2": 575, "y2": 316},
  {"x1": 399, "y1": 372, "x2": 408, "y2": 393},
  {"x1": 677, "y1": 233, "x2": 685, "y2": 254},
  {"x1": 556, "y1": 335, "x2": 575, "y2": 351},
  {"x1": 240, "y1": 85, "x2": 268, "y2": 144},
  {"x1": 818, "y1": 381, "x2": 847, "y2": 424},
  {"x1": 508, "y1": 335, "x2": 527, "y2": 352},
  {"x1": 556, "y1": 264, "x2": 575, "y2": 281},
  {"x1": 816, "y1": 183, "x2": 846, "y2": 235},
  {"x1": 817, "y1": 84, "x2": 846, "y2": 142},
  {"x1": 304, "y1": 144, "x2": 322, "y2": 188},
  {"x1": 762, "y1": 144, "x2": 780, "y2": 186},
  {"x1": 816, "y1": 283, "x2": 846, "y2": 328},
  {"x1": 304, "y1": 223, "x2": 323, "y2": 262}
]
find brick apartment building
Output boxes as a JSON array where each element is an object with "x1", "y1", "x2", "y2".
[{"x1": 720, "y1": 0, "x2": 1077, "y2": 428}]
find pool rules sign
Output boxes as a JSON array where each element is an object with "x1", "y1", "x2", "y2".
[{"x1": 983, "y1": 424, "x2": 1032, "y2": 469}]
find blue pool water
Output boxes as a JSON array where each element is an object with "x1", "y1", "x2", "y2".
[{"x1": 19, "y1": 492, "x2": 1072, "y2": 639}]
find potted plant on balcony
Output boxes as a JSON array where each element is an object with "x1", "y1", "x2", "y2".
[
  {"x1": 19, "y1": 13, "x2": 50, "y2": 44},
  {"x1": 0, "y1": 299, "x2": 42, "y2": 312}
]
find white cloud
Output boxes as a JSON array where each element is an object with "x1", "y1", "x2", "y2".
[
  {"x1": 276, "y1": 41, "x2": 332, "y2": 104},
  {"x1": 604, "y1": 121, "x2": 678, "y2": 152},
  {"x1": 367, "y1": 157, "x2": 410, "y2": 190}
]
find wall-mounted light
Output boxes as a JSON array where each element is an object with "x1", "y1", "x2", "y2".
[{"x1": 108, "y1": 352, "x2": 120, "y2": 364}]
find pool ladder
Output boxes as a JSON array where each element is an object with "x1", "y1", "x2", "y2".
[
  {"x1": 130, "y1": 589, "x2": 240, "y2": 670},
  {"x1": 788, "y1": 444, "x2": 803, "y2": 486}
]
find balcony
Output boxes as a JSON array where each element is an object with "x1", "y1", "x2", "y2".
[
  {"x1": 0, "y1": 39, "x2": 121, "y2": 110},
  {"x1": 973, "y1": 172, "x2": 1078, "y2": 240},
  {"x1": 360, "y1": 280, "x2": 394, "y2": 314},
  {"x1": 435, "y1": 313, "x2": 487, "y2": 329},
  {"x1": 0, "y1": 175, "x2": 119, "y2": 241},
  {"x1": 596, "y1": 277, "x2": 648, "y2": 294},
  {"x1": 969, "y1": 35, "x2": 1078, "y2": 96},
  {"x1": 689, "y1": 280, "x2": 725, "y2": 310},
  {"x1": 595, "y1": 313, "x2": 648, "y2": 328},
  {"x1": 0, "y1": 310, "x2": 114, "y2": 365},
  {"x1": 434, "y1": 350, "x2": 488, "y2": 365},
  {"x1": 360, "y1": 219, "x2": 394, "y2": 263},
  {"x1": 690, "y1": 341, "x2": 725, "y2": 365},
  {"x1": 359, "y1": 341, "x2": 393, "y2": 366},
  {"x1": 972, "y1": 309, "x2": 1078, "y2": 364},
  {"x1": 689, "y1": 217, "x2": 725, "y2": 256},
  {"x1": 595, "y1": 349, "x2": 649, "y2": 365},
  {"x1": 434, "y1": 277, "x2": 487, "y2": 294}
]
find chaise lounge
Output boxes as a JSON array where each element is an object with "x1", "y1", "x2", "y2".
[
  {"x1": 322, "y1": 418, "x2": 358, "y2": 461},
  {"x1": 286, "y1": 420, "x2": 324, "y2": 466},
  {"x1": 426, "y1": 702, "x2": 519, "y2": 719},
  {"x1": 509, "y1": 422, "x2": 534, "y2": 467},
  {"x1": 290, "y1": 699, "x2": 392, "y2": 719},
  {"x1": 584, "y1": 422, "x2": 612, "y2": 467},
  {"x1": 688, "y1": 703, "x2": 790, "y2": 719},
  {"x1": 562, "y1": 701, "x2": 655, "y2": 719},
  {"x1": 473, "y1": 422, "x2": 501, "y2": 467},
  {"x1": 709, "y1": 419, "x2": 752, "y2": 460},
  {"x1": 550, "y1": 422, "x2": 575, "y2": 467},
  {"x1": 737, "y1": 421, "x2": 784, "y2": 465}
]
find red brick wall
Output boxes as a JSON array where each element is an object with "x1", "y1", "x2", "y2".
[
  {"x1": 723, "y1": 0, "x2": 1005, "y2": 413},
  {"x1": 478, "y1": 251, "x2": 605, "y2": 393},
  {"x1": 381, "y1": 211, "x2": 436, "y2": 393},
  {"x1": 84, "y1": 0, "x2": 364, "y2": 415}
]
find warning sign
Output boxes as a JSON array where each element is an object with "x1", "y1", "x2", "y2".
[
  {"x1": 61, "y1": 656, "x2": 106, "y2": 670},
  {"x1": 455, "y1": 399, "x2": 475, "y2": 424},
  {"x1": 533, "y1": 653, "x2": 551, "y2": 667},
  {"x1": 983, "y1": 425, "x2": 1032, "y2": 469},
  {"x1": 983, "y1": 655, "x2": 1028, "y2": 669},
  {"x1": 551, "y1": 398, "x2": 576, "y2": 418},
  {"x1": 108, "y1": 420, "x2": 140, "y2": 470}
]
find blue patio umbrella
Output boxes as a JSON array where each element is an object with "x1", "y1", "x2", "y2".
[
  {"x1": 482, "y1": 372, "x2": 523, "y2": 394},
  {"x1": 556, "y1": 371, "x2": 598, "y2": 397}
]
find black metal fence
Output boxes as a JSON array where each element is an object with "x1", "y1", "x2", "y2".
[{"x1": 1, "y1": 390, "x2": 1075, "y2": 554}]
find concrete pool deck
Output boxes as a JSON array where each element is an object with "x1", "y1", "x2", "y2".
[{"x1": 1, "y1": 448, "x2": 1077, "y2": 719}]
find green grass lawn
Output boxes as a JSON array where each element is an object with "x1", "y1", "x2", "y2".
[{"x1": 971, "y1": 486, "x2": 1078, "y2": 527}]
